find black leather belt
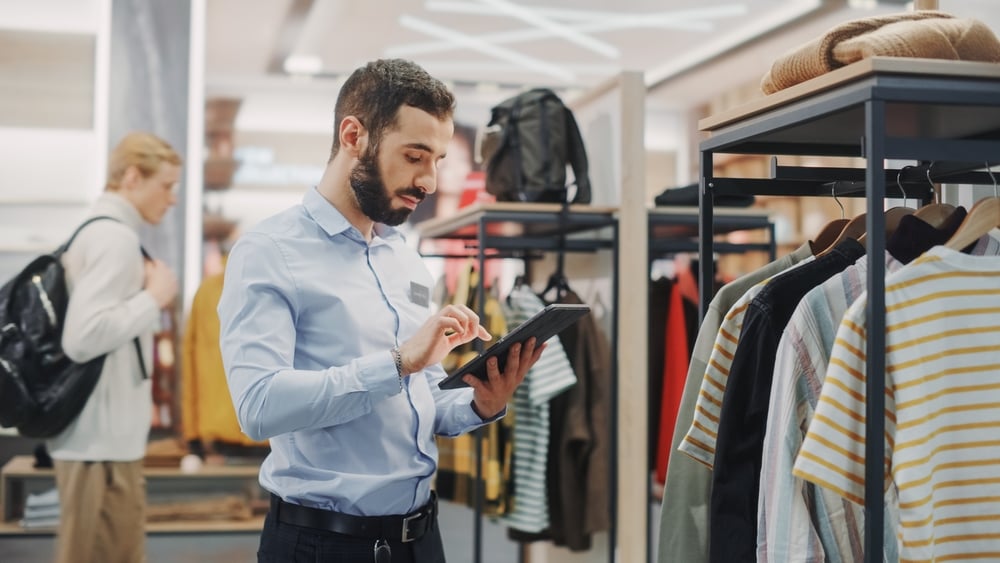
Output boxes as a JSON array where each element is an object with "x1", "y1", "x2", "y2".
[{"x1": 270, "y1": 493, "x2": 436, "y2": 543}]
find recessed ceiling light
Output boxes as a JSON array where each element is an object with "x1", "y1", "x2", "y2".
[{"x1": 283, "y1": 54, "x2": 323, "y2": 75}]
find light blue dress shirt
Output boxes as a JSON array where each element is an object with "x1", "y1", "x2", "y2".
[{"x1": 218, "y1": 187, "x2": 491, "y2": 517}]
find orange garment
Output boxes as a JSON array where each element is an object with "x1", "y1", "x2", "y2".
[
  {"x1": 673, "y1": 257, "x2": 699, "y2": 305},
  {"x1": 181, "y1": 271, "x2": 267, "y2": 447},
  {"x1": 654, "y1": 283, "x2": 690, "y2": 485}
]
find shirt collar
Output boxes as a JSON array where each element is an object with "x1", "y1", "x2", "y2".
[
  {"x1": 302, "y1": 186, "x2": 404, "y2": 245},
  {"x1": 92, "y1": 191, "x2": 144, "y2": 231},
  {"x1": 887, "y1": 209, "x2": 967, "y2": 264}
]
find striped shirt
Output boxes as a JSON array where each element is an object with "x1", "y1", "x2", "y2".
[
  {"x1": 794, "y1": 238, "x2": 1000, "y2": 562},
  {"x1": 659, "y1": 243, "x2": 813, "y2": 563},
  {"x1": 760, "y1": 252, "x2": 903, "y2": 563},
  {"x1": 502, "y1": 287, "x2": 578, "y2": 533},
  {"x1": 679, "y1": 257, "x2": 815, "y2": 467}
]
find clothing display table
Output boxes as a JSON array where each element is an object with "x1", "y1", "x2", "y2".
[{"x1": 0, "y1": 455, "x2": 265, "y2": 535}]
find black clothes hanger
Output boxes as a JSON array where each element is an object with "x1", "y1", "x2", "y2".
[
  {"x1": 538, "y1": 199, "x2": 572, "y2": 303},
  {"x1": 539, "y1": 270, "x2": 571, "y2": 303}
]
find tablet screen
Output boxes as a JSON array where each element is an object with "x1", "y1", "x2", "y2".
[{"x1": 437, "y1": 303, "x2": 590, "y2": 390}]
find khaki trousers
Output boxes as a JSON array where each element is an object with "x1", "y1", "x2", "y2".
[{"x1": 53, "y1": 459, "x2": 146, "y2": 563}]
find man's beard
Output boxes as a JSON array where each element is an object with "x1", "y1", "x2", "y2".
[{"x1": 349, "y1": 148, "x2": 424, "y2": 226}]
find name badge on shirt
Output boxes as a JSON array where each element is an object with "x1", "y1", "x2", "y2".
[{"x1": 409, "y1": 281, "x2": 430, "y2": 307}]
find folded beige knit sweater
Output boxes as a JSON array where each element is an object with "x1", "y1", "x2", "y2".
[{"x1": 762, "y1": 11, "x2": 1000, "y2": 94}]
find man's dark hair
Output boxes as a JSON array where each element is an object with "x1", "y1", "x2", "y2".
[{"x1": 330, "y1": 59, "x2": 455, "y2": 160}]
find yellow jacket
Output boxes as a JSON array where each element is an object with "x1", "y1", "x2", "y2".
[{"x1": 182, "y1": 271, "x2": 267, "y2": 447}]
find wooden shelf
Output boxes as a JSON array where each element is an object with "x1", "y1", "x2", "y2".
[
  {"x1": 1, "y1": 455, "x2": 259, "y2": 479},
  {"x1": 1, "y1": 456, "x2": 265, "y2": 536},
  {"x1": 699, "y1": 57, "x2": 1000, "y2": 133},
  {"x1": 0, "y1": 516, "x2": 265, "y2": 536}
]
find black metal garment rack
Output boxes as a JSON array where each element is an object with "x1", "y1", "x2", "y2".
[
  {"x1": 649, "y1": 207, "x2": 776, "y2": 260},
  {"x1": 646, "y1": 207, "x2": 775, "y2": 563},
  {"x1": 695, "y1": 57, "x2": 1000, "y2": 562},
  {"x1": 417, "y1": 202, "x2": 619, "y2": 563}
]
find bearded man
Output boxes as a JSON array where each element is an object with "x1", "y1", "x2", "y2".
[{"x1": 218, "y1": 59, "x2": 543, "y2": 563}]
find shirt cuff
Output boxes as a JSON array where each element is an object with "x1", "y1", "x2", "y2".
[
  {"x1": 355, "y1": 350, "x2": 402, "y2": 397},
  {"x1": 471, "y1": 402, "x2": 507, "y2": 424}
]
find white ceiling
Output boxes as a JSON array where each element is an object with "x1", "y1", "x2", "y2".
[
  {"x1": 204, "y1": 0, "x2": 1000, "y2": 128},
  {"x1": 208, "y1": 0, "x2": 804, "y2": 89}
]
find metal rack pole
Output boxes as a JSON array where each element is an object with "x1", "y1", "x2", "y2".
[
  {"x1": 767, "y1": 222, "x2": 777, "y2": 262},
  {"x1": 473, "y1": 216, "x2": 487, "y2": 563},
  {"x1": 863, "y1": 101, "x2": 887, "y2": 563},
  {"x1": 699, "y1": 150, "x2": 716, "y2": 323}
]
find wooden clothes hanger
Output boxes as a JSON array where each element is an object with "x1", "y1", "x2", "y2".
[
  {"x1": 915, "y1": 202, "x2": 958, "y2": 228},
  {"x1": 811, "y1": 184, "x2": 852, "y2": 256},
  {"x1": 944, "y1": 163, "x2": 1000, "y2": 251},
  {"x1": 817, "y1": 175, "x2": 915, "y2": 255},
  {"x1": 914, "y1": 165, "x2": 959, "y2": 228},
  {"x1": 855, "y1": 168, "x2": 922, "y2": 246},
  {"x1": 810, "y1": 218, "x2": 849, "y2": 255},
  {"x1": 855, "y1": 207, "x2": 918, "y2": 247},
  {"x1": 944, "y1": 198, "x2": 999, "y2": 250},
  {"x1": 820, "y1": 212, "x2": 867, "y2": 256}
]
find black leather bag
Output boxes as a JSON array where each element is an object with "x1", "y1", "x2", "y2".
[
  {"x1": 479, "y1": 88, "x2": 592, "y2": 204},
  {"x1": 0, "y1": 217, "x2": 144, "y2": 438}
]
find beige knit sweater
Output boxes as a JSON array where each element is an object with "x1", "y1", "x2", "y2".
[{"x1": 762, "y1": 11, "x2": 1000, "y2": 94}]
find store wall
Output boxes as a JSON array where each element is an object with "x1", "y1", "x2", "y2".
[
  {"x1": 0, "y1": 0, "x2": 194, "y2": 278},
  {"x1": 0, "y1": 1, "x2": 105, "y2": 282}
]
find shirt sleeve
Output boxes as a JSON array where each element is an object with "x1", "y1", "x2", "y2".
[
  {"x1": 792, "y1": 295, "x2": 895, "y2": 506},
  {"x1": 678, "y1": 282, "x2": 762, "y2": 467},
  {"x1": 61, "y1": 225, "x2": 160, "y2": 363},
  {"x1": 759, "y1": 318, "x2": 827, "y2": 563},
  {"x1": 218, "y1": 232, "x2": 403, "y2": 441},
  {"x1": 424, "y1": 363, "x2": 506, "y2": 436}
]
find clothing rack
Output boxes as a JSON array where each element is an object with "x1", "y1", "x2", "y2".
[
  {"x1": 416, "y1": 202, "x2": 618, "y2": 563},
  {"x1": 646, "y1": 206, "x2": 775, "y2": 563},
  {"x1": 696, "y1": 57, "x2": 1000, "y2": 563}
]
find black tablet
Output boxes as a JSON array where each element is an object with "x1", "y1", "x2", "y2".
[{"x1": 437, "y1": 303, "x2": 591, "y2": 390}]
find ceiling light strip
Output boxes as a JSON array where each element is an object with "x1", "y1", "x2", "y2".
[
  {"x1": 388, "y1": 16, "x2": 723, "y2": 58},
  {"x1": 426, "y1": 1, "x2": 747, "y2": 24},
  {"x1": 472, "y1": 0, "x2": 619, "y2": 59},
  {"x1": 420, "y1": 60, "x2": 620, "y2": 75},
  {"x1": 398, "y1": 14, "x2": 576, "y2": 82}
]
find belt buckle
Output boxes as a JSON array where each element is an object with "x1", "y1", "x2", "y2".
[{"x1": 401, "y1": 512, "x2": 421, "y2": 543}]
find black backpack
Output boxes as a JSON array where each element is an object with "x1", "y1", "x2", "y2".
[
  {"x1": 480, "y1": 88, "x2": 592, "y2": 204},
  {"x1": 0, "y1": 216, "x2": 147, "y2": 438}
]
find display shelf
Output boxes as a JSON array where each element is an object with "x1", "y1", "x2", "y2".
[
  {"x1": 699, "y1": 57, "x2": 1000, "y2": 134},
  {"x1": 0, "y1": 516, "x2": 266, "y2": 536},
  {"x1": 695, "y1": 56, "x2": 1000, "y2": 563},
  {"x1": 417, "y1": 202, "x2": 618, "y2": 563},
  {"x1": 648, "y1": 206, "x2": 775, "y2": 259},
  {"x1": 416, "y1": 202, "x2": 617, "y2": 252},
  {"x1": 1, "y1": 455, "x2": 264, "y2": 536}
]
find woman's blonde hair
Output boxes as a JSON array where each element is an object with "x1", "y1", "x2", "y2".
[{"x1": 106, "y1": 131, "x2": 182, "y2": 191}]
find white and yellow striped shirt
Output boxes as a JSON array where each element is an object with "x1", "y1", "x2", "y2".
[{"x1": 794, "y1": 241, "x2": 1000, "y2": 562}]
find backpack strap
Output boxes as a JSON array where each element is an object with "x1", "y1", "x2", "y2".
[
  {"x1": 134, "y1": 338, "x2": 148, "y2": 380},
  {"x1": 58, "y1": 215, "x2": 120, "y2": 254},
  {"x1": 62, "y1": 216, "x2": 151, "y2": 380},
  {"x1": 563, "y1": 107, "x2": 592, "y2": 204}
]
